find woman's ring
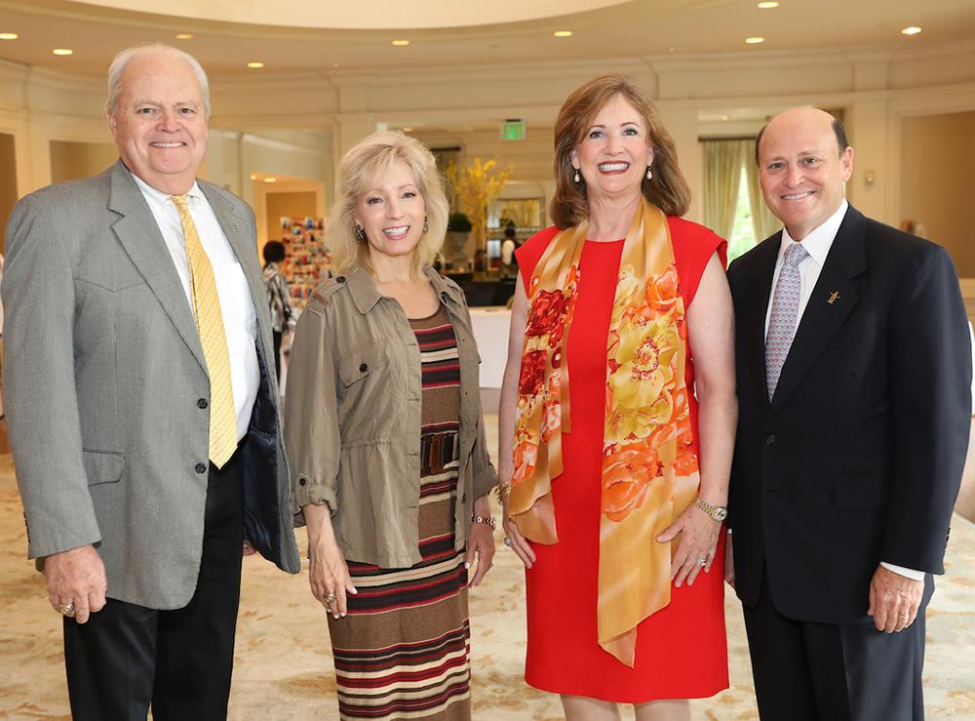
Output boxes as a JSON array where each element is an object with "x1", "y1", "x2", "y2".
[
  {"x1": 696, "y1": 557, "x2": 708, "y2": 568},
  {"x1": 323, "y1": 592, "x2": 337, "y2": 605},
  {"x1": 503, "y1": 537, "x2": 512, "y2": 547}
]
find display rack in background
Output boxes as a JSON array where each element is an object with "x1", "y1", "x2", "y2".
[{"x1": 277, "y1": 216, "x2": 331, "y2": 312}]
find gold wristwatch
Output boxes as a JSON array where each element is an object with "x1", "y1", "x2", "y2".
[{"x1": 695, "y1": 496, "x2": 728, "y2": 522}]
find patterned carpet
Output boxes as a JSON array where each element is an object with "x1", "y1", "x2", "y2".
[{"x1": 1, "y1": 417, "x2": 974, "y2": 720}]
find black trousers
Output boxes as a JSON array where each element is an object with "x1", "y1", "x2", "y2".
[
  {"x1": 63, "y1": 453, "x2": 245, "y2": 721},
  {"x1": 742, "y1": 574, "x2": 928, "y2": 721}
]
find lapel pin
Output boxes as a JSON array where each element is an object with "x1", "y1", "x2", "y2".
[{"x1": 827, "y1": 291, "x2": 841, "y2": 305}]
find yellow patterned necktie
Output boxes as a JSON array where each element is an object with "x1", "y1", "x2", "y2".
[{"x1": 171, "y1": 194, "x2": 238, "y2": 469}]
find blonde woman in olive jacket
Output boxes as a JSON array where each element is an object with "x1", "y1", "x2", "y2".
[{"x1": 285, "y1": 130, "x2": 497, "y2": 721}]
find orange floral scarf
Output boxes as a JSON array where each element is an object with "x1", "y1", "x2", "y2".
[{"x1": 510, "y1": 200, "x2": 701, "y2": 667}]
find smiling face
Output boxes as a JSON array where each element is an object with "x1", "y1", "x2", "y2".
[
  {"x1": 757, "y1": 108, "x2": 854, "y2": 241},
  {"x1": 108, "y1": 50, "x2": 208, "y2": 195},
  {"x1": 570, "y1": 94, "x2": 654, "y2": 204},
  {"x1": 354, "y1": 159, "x2": 427, "y2": 265}
]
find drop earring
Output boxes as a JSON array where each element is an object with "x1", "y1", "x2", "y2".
[
  {"x1": 573, "y1": 169, "x2": 581, "y2": 183},
  {"x1": 646, "y1": 166, "x2": 653, "y2": 181},
  {"x1": 354, "y1": 224, "x2": 366, "y2": 243},
  {"x1": 423, "y1": 216, "x2": 429, "y2": 233}
]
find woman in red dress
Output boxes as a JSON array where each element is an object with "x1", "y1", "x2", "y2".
[{"x1": 498, "y1": 75, "x2": 737, "y2": 720}]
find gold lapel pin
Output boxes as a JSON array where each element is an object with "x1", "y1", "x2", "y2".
[{"x1": 827, "y1": 291, "x2": 841, "y2": 305}]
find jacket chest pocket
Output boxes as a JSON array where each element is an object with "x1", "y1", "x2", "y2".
[
  {"x1": 338, "y1": 340, "x2": 388, "y2": 387},
  {"x1": 337, "y1": 340, "x2": 393, "y2": 439}
]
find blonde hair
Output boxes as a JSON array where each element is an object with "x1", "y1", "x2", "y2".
[
  {"x1": 550, "y1": 74, "x2": 690, "y2": 228},
  {"x1": 328, "y1": 131, "x2": 449, "y2": 278}
]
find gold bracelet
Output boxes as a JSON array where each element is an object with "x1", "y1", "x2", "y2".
[
  {"x1": 471, "y1": 515, "x2": 497, "y2": 530},
  {"x1": 496, "y1": 482, "x2": 512, "y2": 503}
]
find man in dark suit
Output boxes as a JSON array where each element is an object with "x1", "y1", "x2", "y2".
[
  {"x1": 3, "y1": 44, "x2": 300, "y2": 719},
  {"x1": 726, "y1": 107, "x2": 971, "y2": 720}
]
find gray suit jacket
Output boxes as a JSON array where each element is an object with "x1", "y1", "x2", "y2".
[{"x1": 2, "y1": 160, "x2": 300, "y2": 609}]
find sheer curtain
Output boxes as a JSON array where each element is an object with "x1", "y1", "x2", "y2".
[
  {"x1": 702, "y1": 139, "x2": 748, "y2": 240},
  {"x1": 744, "y1": 139, "x2": 781, "y2": 242}
]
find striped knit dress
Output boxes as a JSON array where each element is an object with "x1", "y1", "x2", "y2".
[{"x1": 328, "y1": 305, "x2": 472, "y2": 720}]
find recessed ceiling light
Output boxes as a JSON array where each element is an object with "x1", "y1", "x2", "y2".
[
  {"x1": 403, "y1": 127, "x2": 414, "y2": 132},
  {"x1": 247, "y1": 62, "x2": 265, "y2": 69},
  {"x1": 721, "y1": 114, "x2": 731, "y2": 121},
  {"x1": 757, "y1": 2, "x2": 779, "y2": 8},
  {"x1": 174, "y1": 33, "x2": 194, "y2": 40},
  {"x1": 553, "y1": 31, "x2": 573, "y2": 38},
  {"x1": 391, "y1": 40, "x2": 410, "y2": 46},
  {"x1": 0, "y1": 32, "x2": 19, "y2": 41},
  {"x1": 52, "y1": 48, "x2": 73, "y2": 56},
  {"x1": 901, "y1": 26, "x2": 922, "y2": 36},
  {"x1": 264, "y1": 177, "x2": 277, "y2": 183},
  {"x1": 667, "y1": 47, "x2": 676, "y2": 52},
  {"x1": 333, "y1": 63, "x2": 340, "y2": 68},
  {"x1": 745, "y1": 37, "x2": 765, "y2": 44}
]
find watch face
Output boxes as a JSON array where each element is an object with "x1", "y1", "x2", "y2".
[{"x1": 715, "y1": 509, "x2": 728, "y2": 521}]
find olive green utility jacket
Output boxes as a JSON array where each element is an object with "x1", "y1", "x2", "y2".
[{"x1": 285, "y1": 264, "x2": 498, "y2": 568}]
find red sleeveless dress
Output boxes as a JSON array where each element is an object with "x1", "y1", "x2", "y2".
[{"x1": 514, "y1": 217, "x2": 729, "y2": 702}]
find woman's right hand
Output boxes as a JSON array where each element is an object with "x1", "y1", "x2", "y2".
[
  {"x1": 502, "y1": 496, "x2": 537, "y2": 570},
  {"x1": 304, "y1": 504, "x2": 357, "y2": 619}
]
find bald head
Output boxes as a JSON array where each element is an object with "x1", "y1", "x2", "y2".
[
  {"x1": 756, "y1": 107, "x2": 848, "y2": 167},
  {"x1": 755, "y1": 106, "x2": 855, "y2": 240}
]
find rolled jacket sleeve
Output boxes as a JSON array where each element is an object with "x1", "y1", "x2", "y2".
[{"x1": 284, "y1": 295, "x2": 341, "y2": 525}]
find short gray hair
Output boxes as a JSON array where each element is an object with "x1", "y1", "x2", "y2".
[{"x1": 106, "y1": 43, "x2": 211, "y2": 118}]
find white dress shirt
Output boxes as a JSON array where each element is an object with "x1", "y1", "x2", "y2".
[
  {"x1": 132, "y1": 172, "x2": 259, "y2": 442},
  {"x1": 764, "y1": 200, "x2": 924, "y2": 582}
]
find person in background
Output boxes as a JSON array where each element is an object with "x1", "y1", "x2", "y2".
[
  {"x1": 284, "y1": 130, "x2": 498, "y2": 720},
  {"x1": 498, "y1": 74, "x2": 736, "y2": 720},
  {"x1": 498, "y1": 223, "x2": 519, "y2": 279},
  {"x1": 727, "y1": 107, "x2": 971, "y2": 720},
  {"x1": 2, "y1": 43, "x2": 299, "y2": 719},
  {"x1": 262, "y1": 239, "x2": 294, "y2": 382}
]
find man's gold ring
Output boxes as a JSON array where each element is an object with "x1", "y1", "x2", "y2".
[
  {"x1": 323, "y1": 592, "x2": 337, "y2": 605},
  {"x1": 58, "y1": 602, "x2": 76, "y2": 617}
]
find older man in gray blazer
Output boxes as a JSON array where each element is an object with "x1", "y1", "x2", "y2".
[{"x1": 2, "y1": 44, "x2": 300, "y2": 720}]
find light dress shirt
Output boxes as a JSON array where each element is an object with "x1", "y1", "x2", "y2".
[
  {"x1": 131, "y1": 172, "x2": 259, "y2": 442},
  {"x1": 764, "y1": 200, "x2": 924, "y2": 582}
]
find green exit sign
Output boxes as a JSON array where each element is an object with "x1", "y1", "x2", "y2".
[{"x1": 501, "y1": 119, "x2": 526, "y2": 141}]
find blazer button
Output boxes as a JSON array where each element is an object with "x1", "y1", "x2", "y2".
[
  {"x1": 197, "y1": 398, "x2": 208, "y2": 409},
  {"x1": 336, "y1": 276, "x2": 346, "y2": 283},
  {"x1": 195, "y1": 463, "x2": 207, "y2": 474},
  {"x1": 764, "y1": 434, "x2": 776, "y2": 445},
  {"x1": 298, "y1": 477, "x2": 307, "y2": 486},
  {"x1": 359, "y1": 362, "x2": 368, "y2": 372}
]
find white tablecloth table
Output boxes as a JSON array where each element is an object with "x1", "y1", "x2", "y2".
[{"x1": 469, "y1": 306, "x2": 512, "y2": 389}]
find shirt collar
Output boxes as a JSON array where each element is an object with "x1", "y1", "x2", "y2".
[
  {"x1": 343, "y1": 264, "x2": 465, "y2": 316},
  {"x1": 779, "y1": 199, "x2": 849, "y2": 267},
  {"x1": 129, "y1": 170, "x2": 204, "y2": 209}
]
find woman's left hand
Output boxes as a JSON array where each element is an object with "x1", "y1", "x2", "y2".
[
  {"x1": 465, "y1": 498, "x2": 496, "y2": 589},
  {"x1": 657, "y1": 504, "x2": 722, "y2": 588}
]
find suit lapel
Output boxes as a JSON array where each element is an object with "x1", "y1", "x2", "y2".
[
  {"x1": 739, "y1": 234, "x2": 781, "y2": 413},
  {"x1": 769, "y1": 207, "x2": 867, "y2": 413},
  {"x1": 108, "y1": 161, "x2": 207, "y2": 372}
]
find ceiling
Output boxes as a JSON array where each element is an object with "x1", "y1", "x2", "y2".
[
  {"x1": 0, "y1": 0, "x2": 973, "y2": 78},
  {"x1": 72, "y1": 0, "x2": 637, "y2": 30}
]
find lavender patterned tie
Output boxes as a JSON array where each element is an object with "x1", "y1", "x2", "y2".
[{"x1": 765, "y1": 242, "x2": 809, "y2": 400}]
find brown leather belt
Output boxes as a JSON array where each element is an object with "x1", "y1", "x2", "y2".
[{"x1": 420, "y1": 432, "x2": 458, "y2": 476}]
